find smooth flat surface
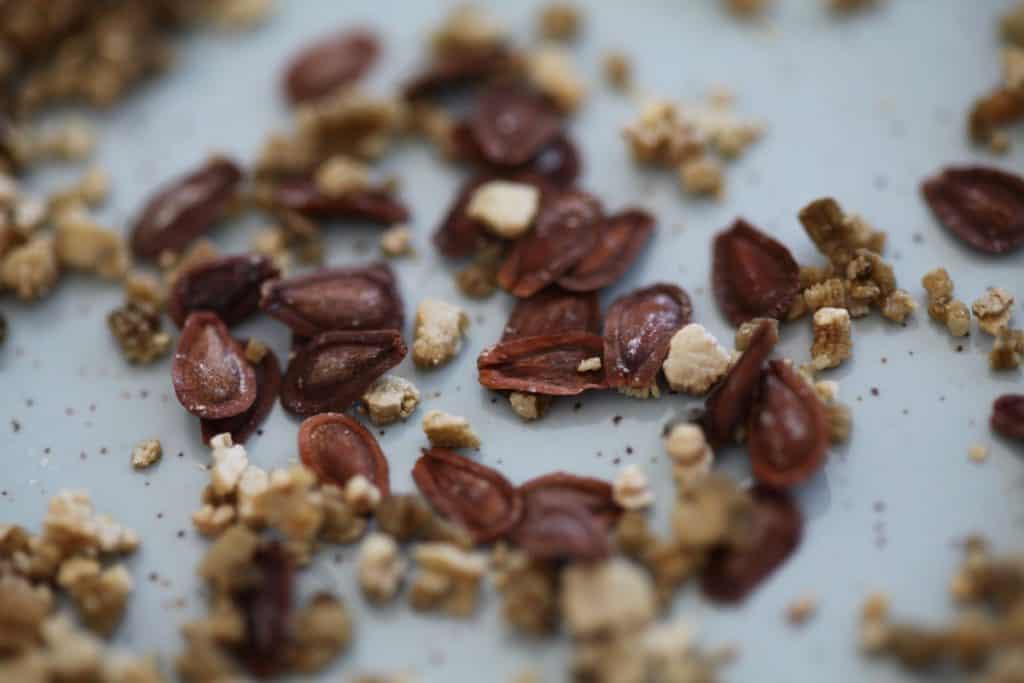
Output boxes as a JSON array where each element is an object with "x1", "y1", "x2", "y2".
[{"x1": 2, "y1": 1, "x2": 1023, "y2": 681}]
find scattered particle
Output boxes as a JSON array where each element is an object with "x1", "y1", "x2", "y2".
[
  {"x1": 870, "y1": 387, "x2": 879, "y2": 397},
  {"x1": 968, "y1": 445, "x2": 989, "y2": 463},
  {"x1": 11, "y1": 419, "x2": 20, "y2": 433},
  {"x1": 612, "y1": 415, "x2": 623, "y2": 425}
]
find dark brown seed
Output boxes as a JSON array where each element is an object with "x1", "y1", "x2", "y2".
[
  {"x1": 412, "y1": 447, "x2": 523, "y2": 543},
  {"x1": 558, "y1": 209, "x2": 655, "y2": 292},
  {"x1": 502, "y1": 288, "x2": 601, "y2": 341},
  {"x1": 518, "y1": 472, "x2": 620, "y2": 530},
  {"x1": 603, "y1": 284, "x2": 692, "y2": 391},
  {"x1": 236, "y1": 542, "x2": 294, "y2": 677},
  {"x1": 701, "y1": 487, "x2": 802, "y2": 604},
  {"x1": 131, "y1": 157, "x2": 243, "y2": 260},
  {"x1": 168, "y1": 254, "x2": 280, "y2": 328},
  {"x1": 992, "y1": 394, "x2": 1024, "y2": 441},
  {"x1": 283, "y1": 28, "x2": 380, "y2": 104},
  {"x1": 469, "y1": 83, "x2": 562, "y2": 167},
  {"x1": 712, "y1": 219, "x2": 800, "y2": 326},
  {"x1": 511, "y1": 495, "x2": 610, "y2": 562},
  {"x1": 402, "y1": 46, "x2": 513, "y2": 100},
  {"x1": 478, "y1": 331, "x2": 606, "y2": 396},
  {"x1": 703, "y1": 318, "x2": 778, "y2": 446},
  {"x1": 260, "y1": 263, "x2": 403, "y2": 337},
  {"x1": 452, "y1": 125, "x2": 581, "y2": 186},
  {"x1": 172, "y1": 312, "x2": 257, "y2": 420},
  {"x1": 748, "y1": 360, "x2": 829, "y2": 488},
  {"x1": 497, "y1": 189, "x2": 602, "y2": 298},
  {"x1": 280, "y1": 329, "x2": 406, "y2": 416},
  {"x1": 433, "y1": 173, "x2": 499, "y2": 259},
  {"x1": 297, "y1": 413, "x2": 390, "y2": 496},
  {"x1": 272, "y1": 176, "x2": 409, "y2": 225},
  {"x1": 201, "y1": 345, "x2": 281, "y2": 446},
  {"x1": 921, "y1": 166, "x2": 1024, "y2": 254}
]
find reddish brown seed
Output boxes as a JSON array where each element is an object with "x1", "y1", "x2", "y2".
[
  {"x1": 712, "y1": 218, "x2": 800, "y2": 326},
  {"x1": 172, "y1": 312, "x2": 257, "y2": 420},
  {"x1": 453, "y1": 125, "x2": 581, "y2": 187},
  {"x1": 921, "y1": 166, "x2": 1024, "y2": 254},
  {"x1": 748, "y1": 360, "x2": 829, "y2": 488},
  {"x1": 469, "y1": 83, "x2": 562, "y2": 167},
  {"x1": 272, "y1": 175, "x2": 410, "y2": 225},
  {"x1": 502, "y1": 288, "x2": 601, "y2": 341},
  {"x1": 703, "y1": 318, "x2": 778, "y2": 446},
  {"x1": 297, "y1": 413, "x2": 390, "y2": 496},
  {"x1": 992, "y1": 394, "x2": 1024, "y2": 441},
  {"x1": 260, "y1": 263, "x2": 403, "y2": 337},
  {"x1": 497, "y1": 189, "x2": 602, "y2": 298},
  {"x1": 168, "y1": 254, "x2": 280, "y2": 328},
  {"x1": 402, "y1": 46, "x2": 513, "y2": 100},
  {"x1": 511, "y1": 494, "x2": 610, "y2": 562},
  {"x1": 283, "y1": 28, "x2": 380, "y2": 104},
  {"x1": 558, "y1": 209, "x2": 655, "y2": 292},
  {"x1": 477, "y1": 331, "x2": 606, "y2": 396},
  {"x1": 518, "y1": 472, "x2": 620, "y2": 530},
  {"x1": 701, "y1": 487, "x2": 802, "y2": 604},
  {"x1": 236, "y1": 542, "x2": 294, "y2": 677},
  {"x1": 411, "y1": 447, "x2": 523, "y2": 544},
  {"x1": 280, "y1": 329, "x2": 407, "y2": 416},
  {"x1": 603, "y1": 283, "x2": 692, "y2": 391},
  {"x1": 131, "y1": 157, "x2": 243, "y2": 260},
  {"x1": 201, "y1": 344, "x2": 281, "y2": 446}
]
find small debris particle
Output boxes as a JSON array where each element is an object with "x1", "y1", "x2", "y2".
[{"x1": 968, "y1": 444, "x2": 989, "y2": 463}]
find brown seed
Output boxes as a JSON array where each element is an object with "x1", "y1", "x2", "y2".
[
  {"x1": 280, "y1": 329, "x2": 407, "y2": 416},
  {"x1": 748, "y1": 360, "x2": 829, "y2": 488},
  {"x1": 992, "y1": 394, "x2": 1024, "y2": 440},
  {"x1": 201, "y1": 345, "x2": 281, "y2": 446},
  {"x1": 469, "y1": 83, "x2": 562, "y2": 167},
  {"x1": 172, "y1": 312, "x2": 257, "y2": 420},
  {"x1": 453, "y1": 125, "x2": 581, "y2": 186},
  {"x1": 603, "y1": 283, "x2": 692, "y2": 391},
  {"x1": 283, "y1": 28, "x2": 380, "y2": 104},
  {"x1": 130, "y1": 157, "x2": 243, "y2": 260},
  {"x1": 236, "y1": 542, "x2": 294, "y2": 677},
  {"x1": 511, "y1": 494, "x2": 610, "y2": 562},
  {"x1": 260, "y1": 263, "x2": 403, "y2": 337},
  {"x1": 703, "y1": 318, "x2": 778, "y2": 445},
  {"x1": 701, "y1": 487, "x2": 802, "y2": 604},
  {"x1": 402, "y1": 46, "x2": 513, "y2": 100},
  {"x1": 168, "y1": 254, "x2": 280, "y2": 328},
  {"x1": 712, "y1": 218, "x2": 800, "y2": 326},
  {"x1": 412, "y1": 447, "x2": 523, "y2": 543},
  {"x1": 921, "y1": 166, "x2": 1024, "y2": 254},
  {"x1": 477, "y1": 331, "x2": 606, "y2": 396},
  {"x1": 298, "y1": 413, "x2": 390, "y2": 496},
  {"x1": 272, "y1": 175, "x2": 409, "y2": 224},
  {"x1": 518, "y1": 472, "x2": 620, "y2": 530},
  {"x1": 497, "y1": 188, "x2": 602, "y2": 298},
  {"x1": 557, "y1": 208, "x2": 655, "y2": 292},
  {"x1": 502, "y1": 288, "x2": 601, "y2": 340}
]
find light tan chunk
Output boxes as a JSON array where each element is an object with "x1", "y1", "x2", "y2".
[
  {"x1": 344, "y1": 475, "x2": 382, "y2": 515},
  {"x1": 236, "y1": 465, "x2": 270, "y2": 525},
  {"x1": 968, "y1": 444, "x2": 989, "y2": 463},
  {"x1": 252, "y1": 466, "x2": 324, "y2": 552},
  {"x1": 538, "y1": 3, "x2": 581, "y2": 41},
  {"x1": 192, "y1": 504, "x2": 236, "y2": 537},
  {"x1": 243, "y1": 338, "x2": 268, "y2": 364},
  {"x1": 663, "y1": 423, "x2": 714, "y2": 489},
  {"x1": 289, "y1": 593, "x2": 351, "y2": 674},
  {"x1": 123, "y1": 272, "x2": 165, "y2": 310},
  {"x1": 613, "y1": 465, "x2": 654, "y2": 510},
  {"x1": 1005, "y1": 2, "x2": 1024, "y2": 46},
  {"x1": 409, "y1": 543, "x2": 487, "y2": 617},
  {"x1": 466, "y1": 180, "x2": 540, "y2": 239},
  {"x1": 1, "y1": 237, "x2": 59, "y2": 300},
  {"x1": 362, "y1": 375, "x2": 421, "y2": 425},
  {"x1": 577, "y1": 356, "x2": 602, "y2": 373},
  {"x1": 811, "y1": 307, "x2": 852, "y2": 370},
  {"x1": 508, "y1": 392, "x2": 551, "y2": 421},
  {"x1": 662, "y1": 323, "x2": 732, "y2": 394},
  {"x1": 603, "y1": 51, "x2": 631, "y2": 91},
  {"x1": 359, "y1": 533, "x2": 406, "y2": 604},
  {"x1": 130, "y1": 439, "x2": 162, "y2": 469},
  {"x1": 990, "y1": 328, "x2": 1024, "y2": 370},
  {"x1": 622, "y1": 100, "x2": 703, "y2": 166},
  {"x1": 57, "y1": 558, "x2": 133, "y2": 636},
  {"x1": 44, "y1": 490, "x2": 138, "y2": 556},
  {"x1": 972, "y1": 287, "x2": 1014, "y2": 336},
  {"x1": 413, "y1": 298, "x2": 469, "y2": 368},
  {"x1": 561, "y1": 558, "x2": 656, "y2": 638},
  {"x1": 786, "y1": 595, "x2": 818, "y2": 626},
  {"x1": 803, "y1": 278, "x2": 847, "y2": 312},
  {"x1": 1004, "y1": 47, "x2": 1024, "y2": 90},
  {"x1": 526, "y1": 47, "x2": 587, "y2": 113},
  {"x1": 422, "y1": 410, "x2": 481, "y2": 449},
  {"x1": 945, "y1": 300, "x2": 971, "y2": 337},
  {"x1": 410, "y1": 102, "x2": 459, "y2": 160},
  {"x1": 679, "y1": 156, "x2": 724, "y2": 197},
  {"x1": 204, "y1": 0, "x2": 274, "y2": 29},
  {"x1": 315, "y1": 155, "x2": 370, "y2": 197},
  {"x1": 208, "y1": 434, "x2": 249, "y2": 496},
  {"x1": 431, "y1": 5, "x2": 505, "y2": 55},
  {"x1": 380, "y1": 225, "x2": 413, "y2": 258},
  {"x1": 880, "y1": 288, "x2": 916, "y2": 323},
  {"x1": 162, "y1": 239, "x2": 219, "y2": 286}
]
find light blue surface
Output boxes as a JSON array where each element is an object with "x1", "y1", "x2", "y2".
[{"x1": 2, "y1": 1, "x2": 1022, "y2": 681}]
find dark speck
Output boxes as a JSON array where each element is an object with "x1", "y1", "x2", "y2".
[
  {"x1": 873, "y1": 175, "x2": 888, "y2": 191},
  {"x1": 64, "y1": 407, "x2": 74, "y2": 417},
  {"x1": 43, "y1": 447, "x2": 51, "y2": 454},
  {"x1": 10, "y1": 419, "x2": 20, "y2": 433},
  {"x1": 612, "y1": 457, "x2": 621, "y2": 465},
  {"x1": 612, "y1": 415, "x2": 623, "y2": 425},
  {"x1": 139, "y1": 389, "x2": 149, "y2": 399},
  {"x1": 176, "y1": 530, "x2": 186, "y2": 539},
  {"x1": 490, "y1": 397, "x2": 498, "y2": 404},
  {"x1": 881, "y1": 357, "x2": 887, "y2": 364},
  {"x1": 256, "y1": 429, "x2": 264, "y2": 436},
  {"x1": 573, "y1": 402, "x2": 582, "y2": 411},
  {"x1": 157, "y1": 512, "x2": 164, "y2": 519},
  {"x1": 625, "y1": 446, "x2": 633, "y2": 455},
  {"x1": 79, "y1": 452, "x2": 87, "y2": 460},
  {"x1": 870, "y1": 387, "x2": 879, "y2": 397},
  {"x1": 25, "y1": 399, "x2": 34, "y2": 407},
  {"x1": 144, "y1": 481, "x2": 150, "y2": 487},
  {"x1": 177, "y1": 452, "x2": 184, "y2": 458},
  {"x1": 956, "y1": 345, "x2": 964, "y2": 353},
  {"x1": 433, "y1": 391, "x2": 441, "y2": 398},
  {"x1": 100, "y1": 447, "x2": 108, "y2": 455},
  {"x1": 873, "y1": 501, "x2": 886, "y2": 513}
]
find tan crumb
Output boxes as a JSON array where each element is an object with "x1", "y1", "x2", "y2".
[
  {"x1": 49, "y1": 165, "x2": 111, "y2": 209},
  {"x1": 735, "y1": 317, "x2": 780, "y2": 351},
  {"x1": 968, "y1": 444, "x2": 989, "y2": 463},
  {"x1": 344, "y1": 475, "x2": 382, "y2": 515},
  {"x1": 602, "y1": 51, "x2": 631, "y2": 91},
  {"x1": 622, "y1": 100, "x2": 703, "y2": 167},
  {"x1": 662, "y1": 323, "x2": 732, "y2": 394},
  {"x1": 663, "y1": 422, "x2": 714, "y2": 489},
  {"x1": 412, "y1": 298, "x2": 469, "y2": 368},
  {"x1": 803, "y1": 278, "x2": 847, "y2": 312},
  {"x1": 1005, "y1": 2, "x2": 1024, "y2": 46},
  {"x1": 409, "y1": 542, "x2": 487, "y2": 617},
  {"x1": 538, "y1": 3, "x2": 581, "y2": 41},
  {"x1": 618, "y1": 384, "x2": 661, "y2": 400},
  {"x1": 243, "y1": 338, "x2": 268, "y2": 364},
  {"x1": 44, "y1": 489, "x2": 139, "y2": 556},
  {"x1": 466, "y1": 180, "x2": 540, "y2": 239},
  {"x1": 880, "y1": 288, "x2": 916, "y2": 323},
  {"x1": 362, "y1": 375, "x2": 421, "y2": 425},
  {"x1": 192, "y1": 504, "x2": 236, "y2": 537},
  {"x1": 252, "y1": 466, "x2": 325, "y2": 556},
  {"x1": 319, "y1": 485, "x2": 367, "y2": 545},
  {"x1": 431, "y1": 5, "x2": 505, "y2": 55},
  {"x1": 314, "y1": 155, "x2": 371, "y2": 197},
  {"x1": 409, "y1": 102, "x2": 459, "y2": 160},
  {"x1": 577, "y1": 356, "x2": 602, "y2": 373},
  {"x1": 613, "y1": 465, "x2": 654, "y2": 510},
  {"x1": 161, "y1": 239, "x2": 220, "y2": 287},
  {"x1": 945, "y1": 300, "x2": 971, "y2": 337},
  {"x1": 208, "y1": 433, "x2": 249, "y2": 496},
  {"x1": 130, "y1": 439, "x2": 162, "y2": 469},
  {"x1": 678, "y1": 156, "x2": 724, "y2": 197},
  {"x1": 811, "y1": 307, "x2": 852, "y2": 370},
  {"x1": 380, "y1": 225, "x2": 414, "y2": 258},
  {"x1": 828, "y1": 0, "x2": 877, "y2": 12},
  {"x1": 561, "y1": 558, "x2": 656, "y2": 638},
  {"x1": 508, "y1": 392, "x2": 551, "y2": 421},
  {"x1": 422, "y1": 410, "x2": 481, "y2": 449},
  {"x1": 290, "y1": 593, "x2": 352, "y2": 674},
  {"x1": 826, "y1": 403, "x2": 852, "y2": 443},
  {"x1": 988, "y1": 130, "x2": 1013, "y2": 155},
  {"x1": 725, "y1": 0, "x2": 771, "y2": 17},
  {"x1": 526, "y1": 47, "x2": 587, "y2": 113},
  {"x1": 123, "y1": 272, "x2": 165, "y2": 310},
  {"x1": 921, "y1": 267, "x2": 970, "y2": 336},
  {"x1": 785, "y1": 595, "x2": 818, "y2": 626},
  {"x1": 107, "y1": 302, "x2": 171, "y2": 365},
  {"x1": 57, "y1": 558, "x2": 133, "y2": 636},
  {"x1": 358, "y1": 533, "x2": 406, "y2": 604},
  {"x1": 250, "y1": 226, "x2": 292, "y2": 273},
  {"x1": 971, "y1": 287, "x2": 1014, "y2": 336},
  {"x1": 798, "y1": 198, "x2": 886, "y2": 271},
  {"x1": 204, "y1": 0, "x2": 274, "y2": 29},
  {"x1": 990, "y1": 328, "x2": 1023, "y2": 370},
  {"x1": 1, "y1": 237, "x2": 59, "y2": 300},
  {"x1": 1004, "y1": 47, "x2": 1024, "y2": 90},
  {"x1": 456, "y1": 243, "x2": 504, "y2": 299}
]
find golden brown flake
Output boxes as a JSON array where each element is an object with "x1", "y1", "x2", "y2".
[
  {"x1": 678, "y1": 156, "x2": 724, "y2": 198},
  {"x1": 990, "y1": 328, "x2": 1023, "y2": 370},
  {"x1": 811, "y1": 307, "x2": 852, "y2": 370},
  {"x1": 130, "y1": 439, "x2": 162, "y2": 470},
  {"x1": 314, "y1": 155, "x2": 371, "y2": 197},
  {"x1": 379, "y1": 224, "x2": 414, "y2": 258},
  {"x1": 538, "y1": 3, "x2": 582, "y2": 41},
  {"x1": 289, "y1": 593, "x2": 351, "y2": 674},
  {"x1": 602, "y1": 51, "x2": 632, "y2": 91},
  {"x1": 455, "y1": 243, "x2": 504, "y2": 299},
  {"x1": 492, "y1": 545, "x2": 559, "y2": 635},
  {"x1": 785, "y1": 595, "x2": 818, "y2": 626},
  {"x1": 613, "y1": 465, "x2": 654, "y2": 511},
  {"x1": 0, "y1": 236, "x2": 59, "y2": 300},
  {"x1": 422, "y1": 410, "x2": 481, "y2": 449},
  {"x1": 431, "y1": 5, "x2": 505, "y2": 56},
  {"x1": 1004, "y1": 2, "x2": 1024, "y2": 46},
  {"x1": 623, "y1": 100, "x2": 703, "y2": 166},
  {"x1": 358, "y1": 533, "x2": 406, "y2": 604},
  {"x1": 803, "y1": 278, "x2": 847, "y2": 312},
  {"x1": 725, "y1": 0, "x2": 771, "y2": 17},
  {"x1": 57, "y1": 558, "x2": 133, "y2": 636},
  {"x1": 107, "y1": 302, "x2": 171, "y2": 364},
  {"x1": 972, "y1": 288, "x2": 1014, "y2": 336}
]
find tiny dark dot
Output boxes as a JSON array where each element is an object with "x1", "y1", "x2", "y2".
[
  {"x1": 625, "y1": 446, "x2": 634, "y2": 455},
  {"x1": 870, "y1": 387, "x2": 879, "y2": 397},
  {"x1": 43, "y1": 447, "x2": 51, "y2": 454},
  {"x1": 25, "y1": 399, "x2": 34, "y2": 407},
  {"x1": 939, "y1": 395, "x2": 946, "y2": 402},
  {"x1": 88, "y1": 403, "x2": 96, "y2": 413},
  {"x1": 157, "y1": 512, "x2": 164, "y2": 519},
  {"x1": 79, "y1": 452, "x2": 87, "y2": 460},
  {"x1": 596, "y1": 451, "x2": 603, "y2": 458},
  {"x1": 901, "y1": 408, "x2": 909, "y2": 415},
  {"x1": 144, "y1": 481, "x2": 151, "y2": 487},
  {"x1": 911, "y1": 233, "x2": 924, "y2": 244},
  {"x1": 856, "y1": 396, "x2": 863, "y2": 402},
  {"x1": 612, "y1": 415, "x2": 623, "y2": 425},
  {"x1": 256, "y1": 429, "x2": 264, "y2": 436},
  {"x1": 908, "y1": 350, "x2": 915, "y2": 356},
  {"x1": 139, "y1": 390, "x2": 149, "y2": 398},
  {"x1": 148, "y1": 572, "x2": 158, "y2": 582},
  {"x1": 612, "y1": 457, "x2": 621, "y2": 465},
  {"x1": 433, "y1": 391, "x2": 441, "y2": 398},
  {"x1": 873, "y1": 175, "x2": 888, "y2": 191},
  {"x1": 955, "y1": 345, "x2": 964, "y2": 353},
  {"x1": 10, "y1": 419, "x2": 20, "y2": 433},
  {"x1": 176, "y1": 530, "x2": 186, "y2": 538},
  {"x1": 873, "y1": 501, "x2": 886, "y2": 513},
  {"x1": 177, "y1": 452, "x2": 184, "y2": 458},
  {"x1": 490, "y1": 397, "x2": 498, "y2": 404},
  {"x1": 573, "y1": 402, "x2": 582, "y2": 411},
  {"x1": 379, "y1": 430, "x2": 386, "y2": 436},
  {"x1": 64, "y1": 407, "x2": 74, "y2": 416},
  {"x1": 1, "y1": 491, "x2": 6, "y2": 496},
  {"x1": 99, "y1": 447, "x2": 108, "y2": 455},
  {"x1": 880, "y1": 357, "x2": 887, "y2": 364}
]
